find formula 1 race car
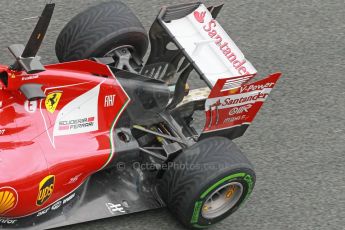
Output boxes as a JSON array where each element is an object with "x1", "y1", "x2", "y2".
[{"x1": 0, "y1": 1, "x2": 281, "y2": 229}]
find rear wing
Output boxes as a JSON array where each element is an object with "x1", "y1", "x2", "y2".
[{"x1": 146, "y1": 2, "x2": 281, "y2": 139}]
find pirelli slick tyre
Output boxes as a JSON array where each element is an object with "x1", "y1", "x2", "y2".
[
  {"x1": 55, "y1": 1, "x2": 148, "y2": 62},
  {"x1": 158, "y1": 137, "x2": 256, "y2": 229}
]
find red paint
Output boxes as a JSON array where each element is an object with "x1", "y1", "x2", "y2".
[
  {"x1": 0, "y1": 60, "x2": 129, "y2": 217},
  {"x1": 204, "y1": 73, "x2": 281, "y2": 132},
  {"x1": 194, "y1": 11, "x2": 206, "y2": 23}
]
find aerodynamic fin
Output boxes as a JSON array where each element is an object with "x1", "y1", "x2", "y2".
[
  {"x1": 8, "y1": 3, "x2": 55, "y2": 73},
  {"x1": 22, "y1": 3, "x2": 55, "y2": 58}
]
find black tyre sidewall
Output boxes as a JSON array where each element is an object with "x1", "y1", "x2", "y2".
[
  {"x1": 55, "y1": 1, "x2": 148, "y2": 62},
  {"x1": 86, "y1": 29, "x2": 148, "y2": 58}
]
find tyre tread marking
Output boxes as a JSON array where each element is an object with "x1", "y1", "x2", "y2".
[
  {"x1": 191, "y1": 201, "x2": 203, "y2": 224},
  {"x1": 200, "y1": 173, "x2": 245, "y2": 199}
]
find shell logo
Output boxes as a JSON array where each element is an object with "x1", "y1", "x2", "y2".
[{"x1": 0, "y1": 187, "x2": 18, "y2": 215}]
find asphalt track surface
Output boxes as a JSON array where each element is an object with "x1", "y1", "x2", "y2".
[{"x1": 0, "y1": 0, "x2": 344, "y2": 230}]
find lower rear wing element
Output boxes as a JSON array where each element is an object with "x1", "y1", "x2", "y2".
[{"x1": 200, "y1": 73, "x2": 281, "y2": 140}]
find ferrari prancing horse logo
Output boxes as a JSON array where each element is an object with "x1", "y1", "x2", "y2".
[{"x1": 45, "y1": 92, "x2": 62, "y2": 113}]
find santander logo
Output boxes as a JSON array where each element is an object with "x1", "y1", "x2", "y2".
[
  {"x1": 193, "y1": 9, "x2": 252, "y2": 76},
  {"x1": 194, "y1": 11, "x2": 206, "y2": 23}
]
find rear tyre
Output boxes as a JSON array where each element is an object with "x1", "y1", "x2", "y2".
[
  {"x1": 55, "y1": 1, "x2": 148, "y2": 63},
  {"x1": 158, "y1": 137, "x2": 256, "y2": 229}
]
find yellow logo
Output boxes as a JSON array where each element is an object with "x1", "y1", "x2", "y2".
[
  {"x1": 37, "y1": 175, "x2": 55, "y2": 206},
  {"x1": 45, "y1": 92, "x2": 62, "y2": 113},
  {"x1": 0, "y1": 187, "x2": 18, "y2": 215}
]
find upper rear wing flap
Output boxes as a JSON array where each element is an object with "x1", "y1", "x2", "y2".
[{"x1": 146, "y1": 2, "x2": 257, "y2": 87}]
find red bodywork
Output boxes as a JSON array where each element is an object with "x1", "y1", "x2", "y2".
[
  {"x1": 0, "y1": 60, "x2": 129, "y2": 217},
  {"x1": 204, "y1": 73, "x2": 281, "y2": 132}
]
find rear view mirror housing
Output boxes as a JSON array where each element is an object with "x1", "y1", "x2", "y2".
[{"x1": 19, "y1": 83, "x2": 46, "y2": 101}]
